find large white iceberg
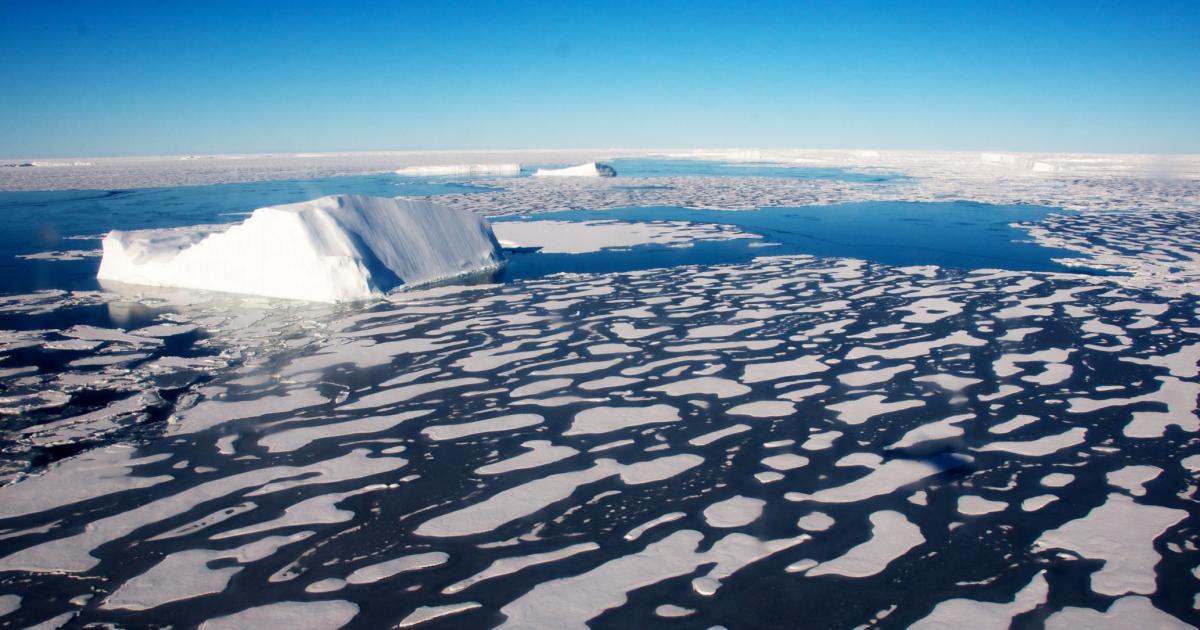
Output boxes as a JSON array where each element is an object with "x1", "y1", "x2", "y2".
[
  {"x1": 531, "y1": 162, "x2": 617, "y2": 178},
  {"x1": 97, "y1": 194, "x2": 505, "y2": 303}
]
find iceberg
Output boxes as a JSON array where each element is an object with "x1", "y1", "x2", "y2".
[
  {"x1": 97, "y1": 194, "x2": 505, "y2": 303},
  {"x1": 531, "y1": 162, "x2": 617, "y2": 178},
  {"x1": 395, "y1": 163, "x2": 521, "y2": 177}
]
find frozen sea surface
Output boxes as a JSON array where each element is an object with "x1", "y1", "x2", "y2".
[{"x1": 1, "y1": 154, "x2": 1199, "y2": 628}]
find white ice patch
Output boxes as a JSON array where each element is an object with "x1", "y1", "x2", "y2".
[
  {"x1": 443, "y1": 543, "x2": 598, "y2": 594},
  {"x1": 957, "y1": 496, "x2": 1007, "y2": 516},
  {"x1": 702, "y1": 496, "x2": 765, "y2": 528},
  {"x1": 397, "y1": 602, "x2": 482, "y2": 628},
  {"x1": 414, "y1": 455, "x2": 702, "y2": 537},
  {"x1": 493, "y1": 219, "x2": 755, "y2": 254},
  {"x1": 806, "y1": 511, "x2": 923, "y2": 578},
  {"x1": 564, "y1": 404, "x2": 680, "y2": 436},
  {"x1": 198, "y1": 600, "x2": 359, "y2": 630},
  {"x1": 911, "y1": 571, "x2": 1048, "y2": 630},
  {"x1": 423, "y1": 413, "x2": 543, "y2": 441},
  {"x1": 827, "y1": 394, "x2": 924, "y2": 425},
  {"x1": 1036, "y1": 493, "x2": 1186, "y2": 597},
  {"x1": 1045, "y1": 596, "x2": 1191, "y2": 629},
  {"x1": 975, "y1": 428, "x2": 1087, "y2": 457},
  {"x1": 497, "y1": 529, "x2": 804, "y2": 629},
  {"x1": 346, "y1": 552, "x2": 449, "y2": 585}
]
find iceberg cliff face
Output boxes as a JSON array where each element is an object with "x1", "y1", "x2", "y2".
[{"x1": 97, "y1": 194, "x2": 505, "y2": 303}]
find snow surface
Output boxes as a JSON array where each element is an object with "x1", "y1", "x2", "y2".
[
  {"x1": 97, "y1": 194, "x2": 505, "y2": 302},
  {"x1": 395, "y1": 163, "x2": 519, "y2": 176}
]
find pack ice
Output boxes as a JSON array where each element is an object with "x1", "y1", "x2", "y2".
[{"x1": 96, "y1": 194, "x2": 505, "y2": 302}]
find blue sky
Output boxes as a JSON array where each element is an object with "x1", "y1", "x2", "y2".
[{"x1": 1, "y1": 0, "x2": 1197, "y2": 157}]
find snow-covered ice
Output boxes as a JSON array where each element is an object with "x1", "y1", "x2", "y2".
[{"x1": 98, "y1": 194, "x2": 505, "y2": 302}]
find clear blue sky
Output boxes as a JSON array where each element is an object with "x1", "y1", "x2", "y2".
[{"x1": 1, "y1": 0, "x2": 1197, "y2": 157}]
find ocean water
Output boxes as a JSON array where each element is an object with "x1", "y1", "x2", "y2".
[{"x1": 496, "y1": 201, "x2": 1083, "y2": 282}]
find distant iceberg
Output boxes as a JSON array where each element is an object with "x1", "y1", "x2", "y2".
[
  {"x1": 395, "y1": 163, "x2": 521, "y2": 177},
  {"x1": 531, "y1": 162, "x2": 617, "y2": 178},
  {"x1": 97, "y1": 194, "x2": 505, "y2": 303}
]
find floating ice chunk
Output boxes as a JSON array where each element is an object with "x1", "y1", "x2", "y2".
[
  {"x1": 198, "y1": 601, "x2": 359, "y2": 630},
  {"x1": 801, "y1": 430, "x2": 842, "y2": 451},
  {"x1": 345, "y1": 552, "x2": 449, "y2": 585},
  {"x1": 787, "y1": 454, "x2": 963, "y2": 504},
  {"x1": 475, "y1": 440, "x2": 578, "y2": 475},
  {"x1": 807, "y1": 511, "x2": 923, "y2": 578},
  {"x1": 493, "y1": 220, "x2": 755, "y2": 254},
  {"x1": 911, "y1": 571, "x2": 1048, "y2": 630},
  {"x1": 105, "y1": 534, "x2": 313, "y2": 611},
  {"x1": 0, "y1": 450, "x2": 403, "y2": 573},
  {"x1": 531, "y1": 162, "x2": 616, "y2": 177},
  {"x1": 1022, "y1": 495, "x2": 1058, "y2": 511},
  {"x1": 397, "y1": 602, "x2": 482, "y2": 627},
  {"x1": 688, "y1": 322, "x2": 762, "y2": 338},
  {"x1": 976, "y1": 427, "x2": 1087, "y2": 457},
  {"x1": 827, "y1": 394, "x2": 924, "y2": 425},
  {"x1": 1068, "y1": 376, "x2": 1200, "y2": 438},
  {"x1": 1036, "y1": 493, "x2": 1186, "y2": 596},
  {"x1": 846, "y1": 331, "x2": 985, "y2": 360},
  {"x1": 957, "y1": 496, "x2": 1007, "y2": 516},
  {"x1": 0, "y1": 594, "x2": 20, "y2": 617},
  {"x1": 741, "y1": 357, "x2": 828, "y2": 383},
  {"x1": 497, "y1": 529, "x2": 802, "y2": 629},
  {"x1": 415, "y1": 455, "x2": 700, "y2": 537},
  {"x1": 655, "y1": 605, "x2": 695, "y2": 618},
  {"x1": 762, "y1": 453, "x2": 809, "y2": 471},
  {"x1": 305, "y1": 579, "x2": 346, "y2": 594},
  {"x1": 443, "y1": 543, "x2": 598, "y2": 594},
  {"x1": 423, "y1": 413, "x2": 543, "y2": 441},
  {"x1": 260, "y1": 409, "x2": 432, "y2": 453},
  {"x1": 1106, "y1": 466, "x2": 1162, "y2": 497},
  {"x1": 1045, "y1": 596, "x2": 1191, "y2": 629},
  {"x1": 1121, "y1": 342, "x2": 1200, "y2": 378},
  {"x1": 914, "y1": 373, "x2": 982, "y2": 391},
  {"x1": 170, "y1": 388, "x2": 329, "y2": 435},
  {"x1": 211, "y1": 488, "x2": 382, "y2": 540},
  {"x1": 797, "y1": 512, "x2": 835, "y2": 531},
  {"x1": 565, "y1": 404, "x2": 680, "y2": 436},
  {"x1": 0, "y1": 445, "x2": 171, "y2": 519},
  {"x1": 98, "y1": 195, "x2": 505, "y2": 302},
  {"x1": 688, "y1": 424, "x2": 751, "y2": 446},
  {"x1": 988, "y1": 414, "x2": 1038, "y2": 435},
  {"x1": 395, "y1": 163, "x2": 520, "y2": 176},
  {"x1": 624, "y1": 512, "x2": 687, "y2": 541},
  {"x1": 1041, "y1": 472, "x2": 1074, "y2": 488},
  {"x1": 838, "y1": 364, "x2": 914, "y2": 387},
  {"x1": 703, "y1": 496, "x2": 765, "y2": 528},
  {"x1": 727, "y1": 400, "x2": 795, "y2": 418},
  {"x1": 889, "y1": 413, "x2": 973, "y2": 449}
]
